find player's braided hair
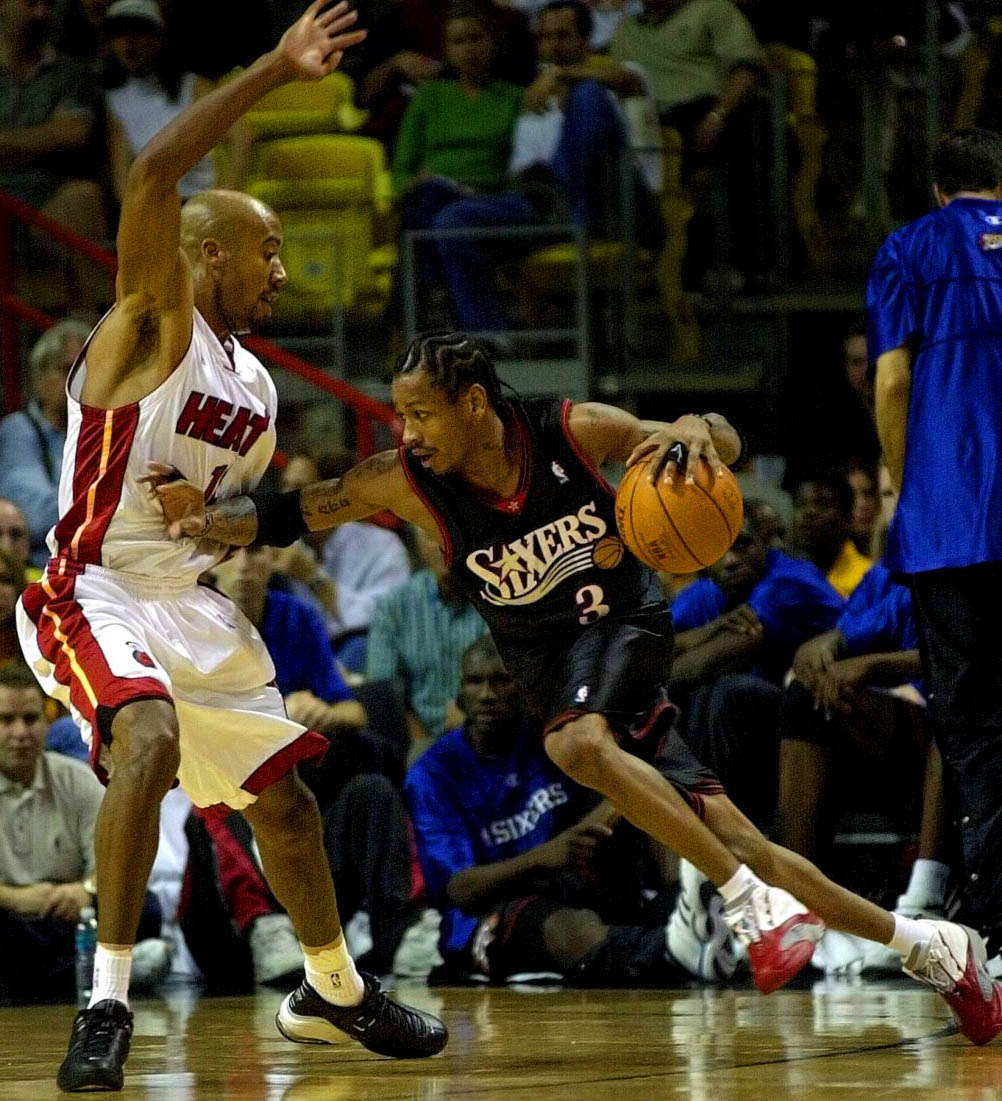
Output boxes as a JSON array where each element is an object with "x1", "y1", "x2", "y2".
[{"x1": 393, "y1": 331, "x2": 511, "y2": 409}]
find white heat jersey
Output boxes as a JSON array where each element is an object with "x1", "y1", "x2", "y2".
[{"x1": 47, "y1": 309, "x2": 277, "y2": 588}]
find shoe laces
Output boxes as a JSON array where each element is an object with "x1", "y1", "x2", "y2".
[
  {"x1": 725, "y1": 888, "x2": 763, "y2": 947},
  {"x1": 355, "y1": 987, "x2": 427, "y2": 1036},
  {"x1": 908, "y1": 935, "x2": 958, "y2": 994},
  {"x1": 79, "y1": 1007, "x2": 126, "y2": 1058}
]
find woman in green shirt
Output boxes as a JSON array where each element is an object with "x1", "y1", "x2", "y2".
[{"x1": 390, "y1": 2, "x2": 532, "y2": 333}]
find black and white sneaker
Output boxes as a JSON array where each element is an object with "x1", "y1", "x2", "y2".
[
  {"x1": 276, "y1": 973, "x2": 448, "y2": 1058},
  {"x1": 56, "y1": 999, "x2": 134, "y2": 1092}
]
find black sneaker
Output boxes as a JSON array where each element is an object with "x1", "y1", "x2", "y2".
[
  {"x1": 56, "y1": 999, "x2": 134, "y2": 1092},
  {"x1": 276, "y1": 973, "x2": 447, "y2": 1058}
]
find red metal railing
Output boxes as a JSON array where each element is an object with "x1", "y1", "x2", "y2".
[{"x1": 0, "y1": 191, "x2": 397, "y2": 455}]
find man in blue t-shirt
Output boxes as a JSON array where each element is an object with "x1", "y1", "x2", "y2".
[
  {"x1": 209, "y1": 546, "x2": 365, "y2": 735},
  {"x1": 868, "y1": 128, "x2": 1002, "y2": 947},
  {"x1": 670, "y1": 502, "x2": 844, "y2": 692},
  {"x1": 405, "y1": 636, "x2": 693, "y2": 985}
]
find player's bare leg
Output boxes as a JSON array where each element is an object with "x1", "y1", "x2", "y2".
[
  {"x1": 545, "y1": 713, "x2": 823, "y2": 992},
  {"x1": 57, "y1": 700, "x2": 180, "y2": 1092},
  {"x1": 545, "y1": 714, "x2": 740, "y2": 884},
  {"x1": 241, "y1": 770, "x2": 342, "y2": 948},
  {"x1": 242, "y1": 769, "x2": 447, "y2": 1058},
  {"x1": 701, "y1": 792, "x2": 1002, "y2": 1043},
  {"x1": 700, "y1": 794, "x2": 893, "y2": 942},
  {"x1": 96, "y1": 700, "x2": 180, "y2": 947}
]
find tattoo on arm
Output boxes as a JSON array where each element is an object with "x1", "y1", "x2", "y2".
[
  {"x1": 314, "y1": 495, "x2": 351, "y2": 518},
  {"x1": 203, "y1": 495, "x2": 259, "y2": 546}
]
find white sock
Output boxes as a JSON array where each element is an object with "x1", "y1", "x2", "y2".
[
  {"x1": 888, "y1": 913, "x2": 930, "y2": 956},
  {"x1": 302, "y1": 934, "x2": 365, "y2": 1006},
  {"x1": 89, "y1": 945, "x2": 132, "y2": 1009},
  {"x1": 717, "y1": 864, "x2": 763, "y2": 907},
  {"x1": 904, "y1": 859, "x2": 950, "y2": 908}
]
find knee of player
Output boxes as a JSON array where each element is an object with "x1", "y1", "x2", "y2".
[
  {"x1": 544, "y1": 715, "x2": 616, "y2": 786},
  {"x1": 108, "y1": 699, "x2": 180, "y2": 785},
  {"x1": 250, "y1": 772, "x2": 321, "y2": 841}
]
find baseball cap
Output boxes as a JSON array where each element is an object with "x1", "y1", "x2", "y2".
[{"x1": 104, "y1": 0, "x2": 166, "y2": 32}]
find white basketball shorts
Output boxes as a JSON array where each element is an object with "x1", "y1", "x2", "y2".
[{"x1": 16, "y1": 560, "x2": 326, "y2": 812}]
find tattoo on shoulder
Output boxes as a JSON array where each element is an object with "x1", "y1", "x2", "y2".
[{"x1": 362, "y1": 450, "x2": 399, "y2": 475}]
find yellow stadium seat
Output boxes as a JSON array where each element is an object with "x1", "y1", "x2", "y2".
[
  {"x1": 522, "y1": 127, "x2": 699, "y2": 360},
  {"x1": 245, "y1": 135, "x2": 392, "y2": 322},
  {"x1": 243, "y1": 71, "x2": 368, "y2": 140}
]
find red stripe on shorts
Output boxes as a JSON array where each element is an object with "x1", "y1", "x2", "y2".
[
  {"x1": 20, "y1": 574, "x2": 171, "y2": 770},
  {"x1": 240, "y1": 730, "x2": 328, "y2": 797}
]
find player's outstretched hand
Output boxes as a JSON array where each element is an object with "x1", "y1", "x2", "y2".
[
  {"x1": 276, "y1": 1, "x2": 367, "y2": 83},
  {"x1": 139, "y1": 461, "x2": 207, "y2": 540},
  {"x1": 627, "y1": 414, "x2": 726, "y2": 486}
]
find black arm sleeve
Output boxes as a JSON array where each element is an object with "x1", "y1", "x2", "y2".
[{"x1": 248, "y1": 489, "x2": 309, "y2": 548}]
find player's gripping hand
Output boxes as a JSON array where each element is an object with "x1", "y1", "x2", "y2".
[
  {"x1": 627, "y1": 414, "x2": 725, "y2": 486},
  {"x1": 275, "y1": 0, "x2": 367, "y2": 83},
  {"x1": 139, "y1": 462, "x2": 207, "y2": 539}
]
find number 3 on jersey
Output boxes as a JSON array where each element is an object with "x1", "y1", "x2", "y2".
[{"x1": 576, "y1": 584, "x2": 610, "y2": 625}]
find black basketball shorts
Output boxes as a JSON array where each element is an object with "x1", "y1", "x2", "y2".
[{"x1": 509, "y1": 601, "x2": 723, "y2": 816}]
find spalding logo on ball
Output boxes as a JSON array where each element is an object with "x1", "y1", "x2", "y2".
[{"x1": 615, "y1": 442, "x2": 743, "y2": 573}]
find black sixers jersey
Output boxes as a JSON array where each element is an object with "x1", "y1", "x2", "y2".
[{"x1": 398, "y1": 398, "x2": 667, "y2": 700}]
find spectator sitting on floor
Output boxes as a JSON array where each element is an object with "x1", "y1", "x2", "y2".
[
  {"x1": 0, "y1": 547, "x2": 27, "y2": 670},
  {"x1": 102, "y1": 0, "x2": 218, "y2": 204},
  {"x1": 668, "y1": 501, "x2": 844, "y2": 692},
  {"x1": 792, "y1": 470, "x2": 873, "y2": 598},
  {"x1": 0, "y1": 320, "x2": 90, "y2": 568},
  {"x1": 845, "y1": 459, "x2": 879, "y2": 559},
  {"x1": 276, "y1": 444, "x2": 411, "y2": 673},
  {"x1": 366, "y1": 527, "x2": 488, "y2": 747},
  {"x1": 405, "y1": 635, "x2": 693, "y2": 986},
  {"x1": 0, "y1": 663, "x2": 167, "y2": 1004},
  {"x1": 745, "y1": 497, "x2": 784, "y2": 549},
  {"x1": 208, "y1": 545, "x2": 368, "y2": 737},
  {"x1": 389, "y1": 1, "x2": 525, "y2": 330},
  {"x1": 0, "y1": 0, "x2": 107, "y2": 243}
]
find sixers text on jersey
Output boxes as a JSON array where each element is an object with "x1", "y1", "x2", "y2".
[{"x1": 466, "y1": 501, "x2": 609, "y2": 606}]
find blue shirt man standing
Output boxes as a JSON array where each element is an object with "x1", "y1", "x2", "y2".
[{"x1": 868, "y1": 127, "x2": 1002, "y2": 949}]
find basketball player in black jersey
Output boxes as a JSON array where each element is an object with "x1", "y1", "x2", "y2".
[{"x1": 149, "y1": 333, "x2": 1002, "y2": 1044}]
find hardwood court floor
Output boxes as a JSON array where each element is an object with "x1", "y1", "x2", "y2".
[{"x1": 2, "y1": 980, "x2": 1001, "y2": 1100}]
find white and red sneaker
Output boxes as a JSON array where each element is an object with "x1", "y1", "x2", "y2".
[
  {"x1": 723, "y1": 884, "x2": 825, "y2": 994},
  {"x1": 902, "y1": 921, "x2": 1002, "y2": 1046}
]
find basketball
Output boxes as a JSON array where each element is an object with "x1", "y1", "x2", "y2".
[
  {"x1": 615, "y1": 448, "x2": 743, "y2": 573},
  {"x1": 592, "y1": 534, "x2": 625, "y2": 569}
]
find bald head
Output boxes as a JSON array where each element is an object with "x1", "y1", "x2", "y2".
[
  {"x1": 180, "y1": 189, "x2": 280, "y2": 264},
  {"x1": 181, "y1": 189, "x2": 287, "y2": 335}
]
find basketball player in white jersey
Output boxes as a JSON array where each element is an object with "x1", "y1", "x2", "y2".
[{"x1": 14, "y1": 3, "x2": 446, "y2": 1091}]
